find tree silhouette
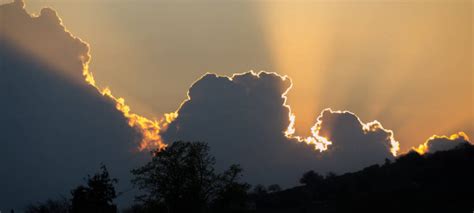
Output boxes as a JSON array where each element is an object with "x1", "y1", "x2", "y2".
[
  {"x1": 252, "y1": 143, "x2": 474, "y2": 213},
  {"x1": 255, "y1": 184, "x2": 268, "y2": 194},
  {"x1": 70, "y1": 165, "x2": 118, "y2": 213},
  {"x1": 25, "y1": 198, "x2": 70, "y2": 213},
  {"x1": 267, "y1": 184, "x2": 281, "y2": 193},
  {"x1": 131, "y1": 141, "x2": 249, "y2": 213},
  {"x1": 24, "y1": 142, "x2": 474, "y2": 213},
  {"x1": 211, "y1": 165, "x2": 251, "y2": 213},
  {"x1": 299, "y1": 170, "x2": 324, "y2": 187}
]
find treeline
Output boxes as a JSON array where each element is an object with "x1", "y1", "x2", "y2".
[
  {"x1": 255, "y1": 143, "x2": 474, "y2": 213},
  {"x1": 25, "y1": 142, "x2": 474, "y2": 213},
  {"x1": 25, "y1": 165, "x2": 118, "y2": 213}
]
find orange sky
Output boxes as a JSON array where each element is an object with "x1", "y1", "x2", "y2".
[{"x1": 9, "y1": 0, "x2": 473, "y2": 152}]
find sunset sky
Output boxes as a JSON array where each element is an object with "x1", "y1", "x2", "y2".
[
  {"x1": 7, "y1": 0, "x2": 471, "y2": 152},
  {"x1": 0, "y1": 0, "x2": 472, "y2": 209}
]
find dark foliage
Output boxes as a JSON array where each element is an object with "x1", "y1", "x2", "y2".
[
  {"x1": 130, "y1": 141, "x2": 250, "y2": 213},
  {"x1": 267, "y1": 184, "x2": 282, "y2": 193},
  {"x1": 25, "y1": 198, "x2": 70, "y2": 213},
  {"x1": 24, "y1": 143, "x2": 474, "y2": 213},
  {"x1": 253, "y1": 143, "x2": 474, "y2": 213},
  {"x1": 70, "y1": 165, "x2": 118, "y2": 213},
  {"x1": 211, "y1": 165, "x2": 252, "y2": 213},
  {"x1": 24, "y1": 165, "x2": 118, "y2": 213},
  {"x1": 299, "y1": 170, "x2": 324, "y2": 187}
]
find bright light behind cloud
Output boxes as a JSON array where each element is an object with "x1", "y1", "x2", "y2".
[
  {"x1": 259, "y1": 1, "x2": 472, "y2": 151},
  {"x1": 15, "y1": 0, "x2": 473, "y2": 152}
]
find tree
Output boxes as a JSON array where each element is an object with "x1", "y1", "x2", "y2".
[
  {"x1": 70, "y1": 165, "x2": 118, "y2": 213},
  {"x1": 211, "y1": 165, "x2": 251, "y2": 213},
  {"x1": 131, "y1": 141, "x2": 249, "y2": 213},
  {"x1": 252, "y1": 184, "x2": 267, "y2": 196},
  {"x1": 250, "y1": 144, "x2": 474, "y2": 212},
  {"x1": 299, "y1": 170, "x2": 324, "y2": 187},
  {"x1": 267, "y1": 184, "x2": 281, "y2": 193},
  {"x1": 25, "y1": 198, "x2": 70, "y2": 213}
]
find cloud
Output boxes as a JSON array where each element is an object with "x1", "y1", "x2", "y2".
[
  {"x1": 413, "y1": 132, "x2": 471, "y2": 154},
  {"x1": 311, "y1": 109, "x2": 399, "y2": 166},
  {"x1": 0, "y1": 0, "x2": 154, "y2": 209},
  {"x1": 161, "y1": 71, "x2": 399, "y2": 186},
  {"x1": 2, "y1": 0, "x2": 469, "y2": 210}
]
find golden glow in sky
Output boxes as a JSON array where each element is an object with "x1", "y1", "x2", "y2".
[
  {"x1": 14, "y1": 0, "x2": 473, "y2": 152},
  {"x1": 261, "y1": 0, "x2": 472, "y2": 152}
]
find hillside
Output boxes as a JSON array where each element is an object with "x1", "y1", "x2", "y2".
[{"x1": 253, "y1": 143, "x2": 474, "y2": 213}]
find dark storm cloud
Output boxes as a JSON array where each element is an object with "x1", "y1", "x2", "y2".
[
  {"x1": 161, "y1": 71, "x2": 398, "y2": 186},
  {"x1": 0, "y1": 0, "x2": 146, "y2": 209}
]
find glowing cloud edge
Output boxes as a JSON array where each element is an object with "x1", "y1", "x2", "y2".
[
  {"x1": 412, "y1": 132, "x2": 471, "y2": 155},
  {"x1": 166, "y1": 71, "x2": 400, "y2": 156},
  {"x1": 22, "y1": 0, "x2": 463, "y2": 156},
  {"x1": 74, "y1": 25, "x2": 177, "y2": 151},
  {"x1": 82, "y1": 61, "x2": 177, "y2": 151}
]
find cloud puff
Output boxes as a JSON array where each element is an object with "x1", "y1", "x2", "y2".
[
  {"x1": 3, "y1": 0, "x2": 468, "y2": 210},
  {"x1": 161, "y1": 71, "x2": 399, "y2": 186},
  {"x1": 0, "y1": 1, "x2": 148, "y2": 209},
  {"x1": 413, "y1": 132, "x2": 471, "y2": 154},
  {"x1": 313, "y1": 109, "x2": 399, "y2": 168},
  {"x1": 0, "y1": 0, "x2": 89, "y2": 82}
]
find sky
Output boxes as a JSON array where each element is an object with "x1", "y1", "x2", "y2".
[
  {"x1": 7, "y1": 0, "x2": 471, "y2": 152},
  {"x1": 0, "y1": 0, "x2": 472, "y2": 210}
]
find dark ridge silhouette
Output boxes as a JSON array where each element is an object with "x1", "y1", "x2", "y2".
[
  {"x1": 125, "y1": 142, "x2": 474, "y2": 213},
  {"x1": 252, "y1": 143, "x2": 474, "y2": 213},
  {"x1": 23, "y1": 142, "x2": 473, "y2": 213},
  {"x1": 25, "y1": 198, "x2": 69, "y2": 213}
]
